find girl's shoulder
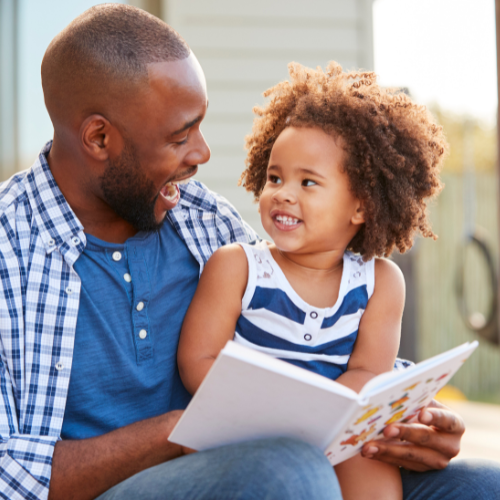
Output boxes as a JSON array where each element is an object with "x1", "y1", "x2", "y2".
[
  {"x1": 373, "y1": 257, "x2": 404, "y2": 287},
  {"x1": 206, "y1": 242, "x2": 248, "y2": 273}
]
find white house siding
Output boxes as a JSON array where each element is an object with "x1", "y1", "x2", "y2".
[{"x1": 162, "y1": 0, "x2": 374, "y2": 235}]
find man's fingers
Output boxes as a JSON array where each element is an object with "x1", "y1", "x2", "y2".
[
  {"x1": 383, "y1": 423, "x2": 460, "y2": 458},
  {"x1": 419, "y1": 407, "x2": 465, "y2": 435},
  {"x1": 361, "y1": 440, "x2": 451, "y2": 471}
]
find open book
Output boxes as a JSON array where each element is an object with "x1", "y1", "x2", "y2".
[{"x1": 169, "y1": 340, "x2": 478, "y2": 465}]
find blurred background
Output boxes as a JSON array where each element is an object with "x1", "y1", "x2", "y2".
[{"x1": 1, "y1": 0, "x2": 499, "y2": 459}]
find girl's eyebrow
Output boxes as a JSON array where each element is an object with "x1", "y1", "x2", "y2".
[{"x1": 298, "y1": 167, "x2": 326, "y2": 179}]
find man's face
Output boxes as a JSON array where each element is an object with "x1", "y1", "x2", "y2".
[{"x1": 101, "y1": 53, "x2": 210, "y2": 231}]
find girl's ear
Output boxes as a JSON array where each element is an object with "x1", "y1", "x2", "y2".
[{"x1": 351, "y1": 200, "x2": 365, "y2": 226}]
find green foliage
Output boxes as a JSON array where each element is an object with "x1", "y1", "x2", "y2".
[{"x1": 430, "y1": 106, "x2": 497, "y2": 173}]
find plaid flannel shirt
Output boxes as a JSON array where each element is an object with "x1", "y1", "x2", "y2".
[
  {"x1": 0, "y1": 141, "x2": 257, "y2": 500},
  {"x1": 0, "y1": 142, "x2": 411, "y2": 499}
]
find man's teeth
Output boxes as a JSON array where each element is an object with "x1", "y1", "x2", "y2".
[
  {"x1": 164, "y1": 182, "x2": 178, "y2": 201},
  {"x1": 275, "y1": 215, "x2": 299, "y2": 225}
]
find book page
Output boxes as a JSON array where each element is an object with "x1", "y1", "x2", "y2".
[
  {"x1": 359, "y1": 342, "x2": 478, "y2": 397},
  {"x1": 323, "y1": 341, "x2": 477, "y2": 465},
  {"x1": 169, "y1": 341, "x2": 359, "y2": 452}
]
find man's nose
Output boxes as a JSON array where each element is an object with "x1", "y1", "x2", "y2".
[{"x1": 188, "y1": 130, "x2": 211, "y2": 166}]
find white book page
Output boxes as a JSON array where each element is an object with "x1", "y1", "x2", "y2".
[
  {"x1": 324, "y1": 341, "x2": 478, "y2": 465},
  {"x1": 359, "y1": 342, "x2": 478, "y2": 398},
  {"x1": 169, "y1": 341, "x2": 359, "y2": 452}
]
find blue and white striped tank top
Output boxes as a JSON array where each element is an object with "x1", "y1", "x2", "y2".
[{"x1": 234, "y1": 241, "x2": 375, "y2": 380}]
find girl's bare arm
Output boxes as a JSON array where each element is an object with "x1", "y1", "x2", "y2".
[
  {"x1": 336, "y1": 258, "x2": 405, "y2": 392},
  {"x1": 334, "y1": 258, "x2": 405, "y2": 500},
  {"x1": 177, "y1": 244, "x2": 249, "y2": 394}
]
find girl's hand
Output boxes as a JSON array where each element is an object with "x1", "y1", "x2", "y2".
[{"x1": 361, "y1": 399, "x2": 465, "y2": 471}]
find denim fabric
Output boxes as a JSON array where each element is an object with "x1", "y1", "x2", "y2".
[
  {"x1": 97, "y1": 445, "x2": 500, "y2": 500},
  {"x1": 401, "y1": 458, "x2": 500, "y2": 500},
  {"x1": 96, "y1": 437, "x2": 342, "y2": 500}
]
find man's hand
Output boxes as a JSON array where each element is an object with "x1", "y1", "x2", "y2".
[{"x1": 361, "y1": 400, "x2": 465, "y2": 471}]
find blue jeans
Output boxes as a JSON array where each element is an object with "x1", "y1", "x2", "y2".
[
  {"x1": 97, "y1": 438, "x2": 500, "y2": 500},
  {"x1": 97, "y1": 438, "x2": 342, "y2": 500},
  {"x1": 401, "y1": 458, "x2": 500, "y2": 499}
]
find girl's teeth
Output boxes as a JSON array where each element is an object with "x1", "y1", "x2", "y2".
[{"x1": 276, "y1": 215, "x2": 299, "y2": 225}]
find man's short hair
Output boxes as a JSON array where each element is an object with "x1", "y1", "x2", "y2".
[{"x1": 42, "y1": 3, "x2": 190, "y2": 114}]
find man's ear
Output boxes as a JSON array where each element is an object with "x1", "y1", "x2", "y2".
[
  {"x1": 351, "y1": 200, "x2": 365, "y2": 226},
  {"x1": 80, "y1": 114, "x2": 122, "y2": 162}
]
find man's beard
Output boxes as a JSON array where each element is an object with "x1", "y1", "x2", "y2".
[{"x1": 100, "y1": 143, "x2": 164, "y2": 232}]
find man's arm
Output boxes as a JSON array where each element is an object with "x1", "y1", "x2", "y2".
[
  {"x1": 49, "y1": 410, "x2": 188, "y2": 500},
  {"x1": 361, "y1": 400, "x2": 464, "y2": 471}
]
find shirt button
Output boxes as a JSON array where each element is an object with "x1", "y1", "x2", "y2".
[
  {"x1": 304, "y1": 334, "x2": 312, "y2": 341},
  {"x1": 139, "y1": 329, "x2": 147, "y2": 339},
  {"x1": 136, "y1": 301, "x2": 145, "y2": 311},
  {"x1": 65, "y1": 287, "x2": 73, "y2": 295},
  {"x1": 55, "y1": 361, "x2": 64, "y2": 371},
  {"x1": 124, "y1": 273, "x2": 132, "y2": 283},
  {"x1": 48, "y1": 238, "x2": 55, "y2": 246},
  {"x1": 112, "y1": 251, "x2": 122, "y2": 261},
  {"x1": 310, "y1": 311, "x2": 318, "y2": 319},
  {"x1": 72, "y1": 237, "x2": 80, "y2": 245}
]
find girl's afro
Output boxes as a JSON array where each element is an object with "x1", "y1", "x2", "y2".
[{"x1": 240, "y1": 61, "x2": 447, "y2": 260}]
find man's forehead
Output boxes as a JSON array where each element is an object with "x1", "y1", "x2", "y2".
[{"x1": 147, "y1": 53, "x2": 206, "y2": 93}]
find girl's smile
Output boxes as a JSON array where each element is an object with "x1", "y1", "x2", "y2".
[{"x1": 270, "y1": 210, "x2": 303, "y2": 231}]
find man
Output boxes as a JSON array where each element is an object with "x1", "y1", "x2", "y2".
[{"x1": 0, "y1": 4, "x2": 498, "y2": 500}]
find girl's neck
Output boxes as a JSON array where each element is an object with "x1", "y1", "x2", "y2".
[
  {"x1": 270, "y1": 245, "x2": 345, "y2": 277},
  {"x1": 268, "y1": 244, "x2": 347, "y2": 309}
]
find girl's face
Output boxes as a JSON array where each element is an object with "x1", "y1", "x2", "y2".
[{"x1": 259, "y1": 126, "x2": 365, "y2": 256}]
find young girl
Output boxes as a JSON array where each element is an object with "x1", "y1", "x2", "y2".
[{"x1": 177, "y1": 62, "x2": 446, "y2": 500}]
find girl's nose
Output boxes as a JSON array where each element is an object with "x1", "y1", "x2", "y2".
[{"x1": 273, "y1": 186, "x2": 296, "y2": 204}]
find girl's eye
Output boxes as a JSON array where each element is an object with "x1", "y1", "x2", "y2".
[
  {"x1": 302, "y1": 179, "x2": 316, "y2": 187},
  {"x1": 269, "y1": 175, "x2": 282, "y2": 184}
]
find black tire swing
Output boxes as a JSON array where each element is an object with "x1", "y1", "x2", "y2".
[
  {"x1": 454, "y1": 120, "x2": 499, "y2": 345},
  {"x1": 455, "y1": 232, "x2": 498, "y2": 343}
]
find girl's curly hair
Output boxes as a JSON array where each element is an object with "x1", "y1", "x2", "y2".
[{"x1": 240, "y1": 62, "x2": 447, "y2": 260}]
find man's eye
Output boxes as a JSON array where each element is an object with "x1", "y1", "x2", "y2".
[
  {"x1": 269, "y1": 175, "x2": 282, "y2": 184},
  {"x1": 302, "y1": 179, "x2": 316, "y2": 187},
  {"x1": 175, "y1": 137, "x2": 188, "y2": 145}
]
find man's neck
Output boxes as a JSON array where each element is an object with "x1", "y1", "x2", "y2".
[{"x1": 47, "y1": 139, "x2": 138, "y2": 243}]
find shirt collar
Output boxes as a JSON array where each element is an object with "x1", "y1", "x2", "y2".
[
  {"x1": 24, "y1": 141, "x2": 84, "y2": 254},
  {"x1": 176, "y1": 179, "x2": 218, "y2": 213}
]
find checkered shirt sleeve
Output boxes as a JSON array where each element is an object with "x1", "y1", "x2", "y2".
[
  {"x1": 168, "y1": 180, "x2": 259, "y2": 272},
  {"x1": 0, "y1": 182, "x2": 65, "y2": 499}
]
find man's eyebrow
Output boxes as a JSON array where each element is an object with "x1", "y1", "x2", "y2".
[
  {"x1": 171, "y1": 115, "x2": 203, "y2": 136},
  {"x1": 170, "y1": 101, "x2": 208, "y2": 136}
]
